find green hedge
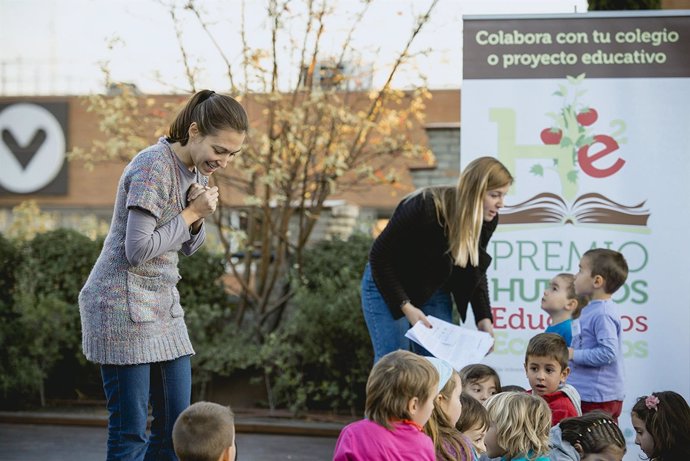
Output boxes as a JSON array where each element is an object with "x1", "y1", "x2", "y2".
[
  {"x1": 0, "y1": 229, "x2": 374, "y2": 413},
  {"x1": 261, "y1": 234, "x2": 373, "y2": 414},
  {"x1": 0, "y1": 230, "x2": 102, "y2": 406},
  {"x1": 0, "y1": 229, "x2": 233, "y2": 407}
]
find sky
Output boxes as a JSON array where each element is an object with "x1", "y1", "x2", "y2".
[{"x1": 0, "y1": 0, "x2": 588, "y2": 95}]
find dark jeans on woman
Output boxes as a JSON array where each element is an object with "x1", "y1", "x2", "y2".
[
  {"x1": 101, "y1": 355, "x2": 191, "y2": 461},
  {"x1": 361, "y1": 263, "x2": 453, "y2": 363}
]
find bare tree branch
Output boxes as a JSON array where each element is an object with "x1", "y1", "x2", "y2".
[
  {"x1": 185, "y1": 1, "x2": 237, "y2": 91},
  {"x1": 167, "y1": 4, "x2": 197, "y2": 92}
]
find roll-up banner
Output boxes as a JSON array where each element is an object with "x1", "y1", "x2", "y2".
[{"x1": 461, "y1": 11, "x2": 690, "y2": 456}]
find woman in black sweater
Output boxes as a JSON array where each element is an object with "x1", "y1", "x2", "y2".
[{"x1": 361, "y1": 156, "x2": 513, "y2": 363}]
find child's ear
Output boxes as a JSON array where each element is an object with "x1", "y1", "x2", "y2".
[
  {"x1": 564, "y1": 298, "x2": 578, "y2": 312},
  {"x1": 218, "y1": 445, "x2": 233, "y2": 461},
  {"x1": 560, "y1": 366, "x2": 570, "y2": 383},
  {"x1": 407, "y1": 396, "x2": 420, "y2": 417},
  {"x1": 573, "y1": 442, "x2": 585, "y2": 456},
  {"x1": 593, "y1": 274, "x2": 605, "y2": 289}
]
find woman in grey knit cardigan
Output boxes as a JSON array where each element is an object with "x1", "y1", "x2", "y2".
[{"x1": 79, "y1": 89, "x2": 248, "y2": 460}]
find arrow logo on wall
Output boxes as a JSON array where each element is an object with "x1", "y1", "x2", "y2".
[
  {"x1": 0, "y1": 103, "x2": 65, "y2": 194},
  {"x1": 2, "y1": 129, "x2": 47, "y2": 170}
]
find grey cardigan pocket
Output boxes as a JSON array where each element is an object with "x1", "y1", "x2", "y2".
[
  {"x1": 170, "y1": 286, "x2": 184, "y2": 318},
  {"x1": 126, "y1": 271, "x2": 171, "y2": 323}
]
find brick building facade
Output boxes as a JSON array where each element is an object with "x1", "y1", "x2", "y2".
[{"x1": 0, "y1": 90, "x2": 463, "y2": 241}]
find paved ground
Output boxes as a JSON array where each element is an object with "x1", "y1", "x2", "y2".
[{"x1": 0, "y1": 423, "x2": 338, "y2": 460}]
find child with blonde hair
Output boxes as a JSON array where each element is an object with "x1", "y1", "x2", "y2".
[
  {"x1": 549, "y1": 411, "x2": 626, "y2": 461},
  {"x1": 423, "y1": 358, "x2": 474, "y2": 461},
  {"x1": 460, "y1": 363, "x2": 501, "y2": 403},
  {"x1": 172, "y1": 401, "x2": 236, "y2": 461},
  {"x1": 541, "y1": 273, "x2": 589, "y2": 346},
  {"x1": 456, "y1": 392, "x2": 490, "y2": 456},
  {"x1": 630, "y1": 391, "x2": 690, "y2": 461},
  {"x1": 484, "y1": 392, "x2": 551, "y2": 461},
  {"x1": 333, "y1": 350, "x2": 439, "y2": 461}
]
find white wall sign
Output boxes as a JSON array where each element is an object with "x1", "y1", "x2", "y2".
[{"x1": 0, "y1": 102, "x2": 69, "y2": 195}]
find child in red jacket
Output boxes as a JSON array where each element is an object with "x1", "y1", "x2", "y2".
[{"x1": 524, "y1": 333, "x2": 582, "y2": 426}]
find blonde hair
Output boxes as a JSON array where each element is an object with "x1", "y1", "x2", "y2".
[
  {"x1": 172, "y1": 401, "x2": 234, "y2": 461},
  {"x1": 425, "y1": 372, "x2": 473, "y2": 461},
  {"x1": 485, "y1": 393, "x2": 551, "y2": 460},
  {"x1": 365, "y1": 350, "x2": 439, "y2": 429},
  {"x1": 426, "y1": 157, "x2": 512, "y2": 267}
]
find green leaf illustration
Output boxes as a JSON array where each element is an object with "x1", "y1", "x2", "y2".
[
  {"x1": 530, "y1": 164, "x2": 544, "y2": 177},
  {"x1": 567, "y1": 170, "x2": 578, "y2": 184},
  {"x1": 560, "y1": 137, "x2": 572, "y2": 147}
]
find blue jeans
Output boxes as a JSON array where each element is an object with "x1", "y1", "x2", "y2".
[
  {"x1": 101, "y1": 355, "x2": 191, "y2": 461},
  {"x1": 361, "y1": 263, "x2": 452, "y2": 363}
]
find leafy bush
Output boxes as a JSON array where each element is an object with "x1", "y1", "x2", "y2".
[
  {"x1": 0, "y1": 226, "x2": 376, "y2": 413},
  {"x1": 16, "y1": 229, "x2": 102, "y2": 305},
  {"x1": 261, "y1": 233, "x2": 374, "y2": 414},
  {"x1": 177, "y1": 248, "x2": 253, "y2": 399},
  {"x1": 0, "y1": 233, "x2": 19, "y2": 308},
  {"x1": 0, "y1": 228, "x2": 242, "y2": 406},
  {"x1": 0, "y1": 229, "x2": 103, "y2": 406}
]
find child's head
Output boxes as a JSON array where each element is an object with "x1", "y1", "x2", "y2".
[
  {"x1": 365, "y1": 350, "x2": 439, "y2": 429},
  {"x1": 559, "y1": 411, "x2": 626, "y2": 461},
  {"x1": 172, "y1": 401, "x2": 236, "y2": 461},
  {"x1": 460, "y1": 363, "x2": 501, "y2": 403},
  {"x1": 631, "y1": 391, "x2": 690, "y2": 461},
  {"x1": 575, "y1": 249, "x2": 628, "y2": 297},
  {"x1": 425, "y1": 364, "x2": 472, "y2": 461},
  {"x1": 484, "y1": 392, "x2": 551, "y2": 460},
  {"x1": 524, "y1": 333, "x2": 570, "y2": 396},
  {"x1": 428, "y1": 360, "x2": 462, "y2": 426},
  {"x1": 456, "y1": 392, "x2": 490, "y2": 454},
  {"x1": 541, "y1": 273, "x2": 589, "y2": 320},
  {"x1": 500, "y1": 384, "x2": 526, "y2": 393}
]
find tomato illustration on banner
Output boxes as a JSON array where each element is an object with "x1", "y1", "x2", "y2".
[{"x1": 492, "y1": 74, "x2": 650, "y2": 231}]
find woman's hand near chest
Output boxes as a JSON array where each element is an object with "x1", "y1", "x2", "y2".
[{"x1": 182, "y1": 185, "x2": 218, "y2": 226}]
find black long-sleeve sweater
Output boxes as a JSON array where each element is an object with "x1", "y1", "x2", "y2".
[{"x1": 369, "y1": 190, "x2": 497, "y2": 323}]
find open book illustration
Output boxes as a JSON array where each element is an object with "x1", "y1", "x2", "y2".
[
  {"x1": 405, "y1": 316, "x2": 494, "y2": 371},
  {"x1": 499, "y1": 192, "x2": 650, "y2": 227}
]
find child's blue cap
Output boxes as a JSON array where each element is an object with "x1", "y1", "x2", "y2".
[{"x1": 425, "y1": 357, "x2": 453, "y2": 392}]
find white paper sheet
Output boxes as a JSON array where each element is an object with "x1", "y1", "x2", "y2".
[{"x1": 405, "y1": 315, "x2": 494, "y2": 371}]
